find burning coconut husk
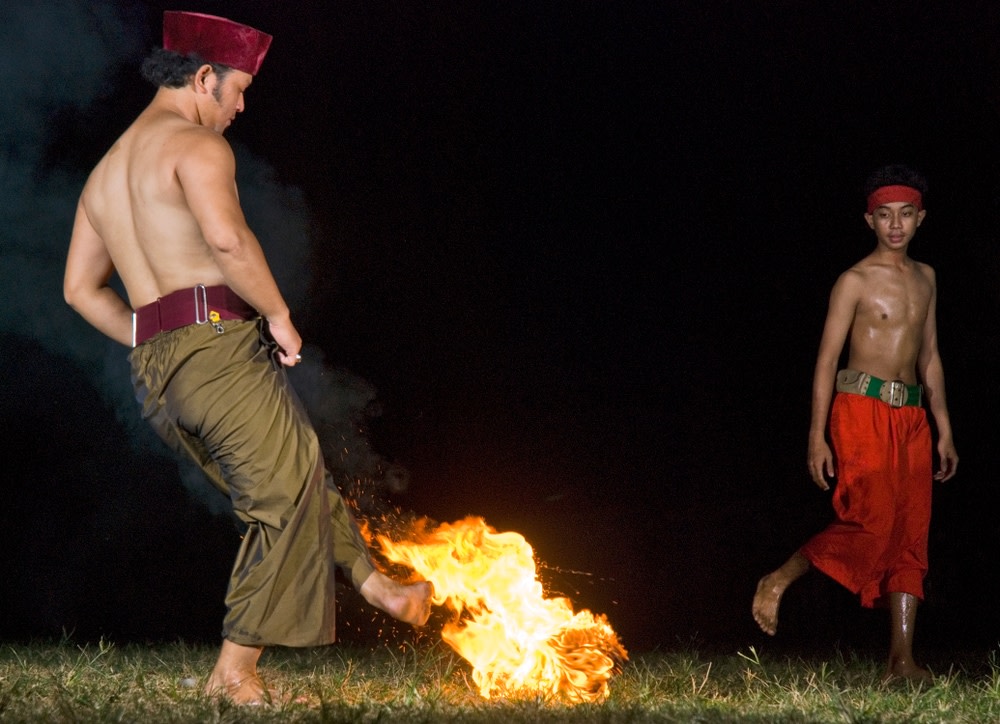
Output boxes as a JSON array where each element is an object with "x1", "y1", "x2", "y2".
[{"x1": 366, "y1": 515, "x2": 628, "y2": 703}]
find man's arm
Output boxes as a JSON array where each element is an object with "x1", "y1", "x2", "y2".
[
  {"x1": 64, "y1": 199, "x2": 134, "y2": 346},
  {"x1": 177, "y1": 131, "x2": 301, "y2": 364},
  {"x1": 807, "y1": 270, "x2": 860, "y2": 490},
  {"x1": 916, "y1": 267, "x2": 958, "y2": 481}
]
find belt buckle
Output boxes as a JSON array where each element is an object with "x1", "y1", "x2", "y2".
[
  {"x1": 194, "y1": 284, "x2": 209, "y2": 325},
  {"x1": 886, "y1": 379, "x2": 906, "y2": 408}
]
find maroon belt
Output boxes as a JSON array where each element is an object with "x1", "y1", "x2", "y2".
[{"x1": 132, "y1": 284, "x2": 258, "y2": 347}]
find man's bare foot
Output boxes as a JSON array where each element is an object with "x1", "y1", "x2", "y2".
[
  {"x1": 204, "y1": 672, "x2": 272, "y2": 706},
  {"x1": 360, "y1": 570, "x2": 434, "y2": 626},
  {"x1": 752, "y1": 573, "x2": 785, "y2": 635},
  {"x1": 881, "y1": 658, "x2": 933, "y2": 685},
  {"x1": 203, "y1": 640, "x2": 270, "y2": 706}
]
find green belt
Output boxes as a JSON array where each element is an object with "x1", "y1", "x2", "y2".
[{"x1": 835, "y1": 369, "x2": 922, "y2": 408}]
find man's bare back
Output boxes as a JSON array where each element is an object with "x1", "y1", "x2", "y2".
[
  {"x1": 66, "y1": 65, "x2": 300, "y2": 360},
  {"x1": 81, "y1": 109, "x2": 230, "y2": 310}
]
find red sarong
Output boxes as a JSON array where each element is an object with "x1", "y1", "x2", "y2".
[{"x1": 799, "y1": 392, "x2": 932, "y2": 608}]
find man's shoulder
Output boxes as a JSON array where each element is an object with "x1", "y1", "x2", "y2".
[
  {"x1": 129, "y1": 115, "x2": 234, "y2": 183},
  {"x1": 143, "y1": 112, "x2": 228, "y2": 153},
  {"x1": 172, "y1": 123, "x2": 234, "y2": 164},
  {"x1": 91, "y1": 111, "x2": 225, "y2": 168}
]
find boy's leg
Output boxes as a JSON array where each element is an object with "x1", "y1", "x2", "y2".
[
  {"x1": 753, "y1": 551, "x2": 810, "y2": 635},
  {"x1": 884, "y1": 591, "x2": 932, "y2": 683}
]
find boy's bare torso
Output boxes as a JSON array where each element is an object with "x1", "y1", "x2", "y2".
[
  {"x1": 80, "y1": 109, "x2": 228, "y2": 309},
  {"x1": 844, "y1": 254, "x2": 933, "y2": 386}
]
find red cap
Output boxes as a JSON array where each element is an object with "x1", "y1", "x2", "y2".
[{"x1": 163, "y1": 11, "x2": 272, "y2": 76}]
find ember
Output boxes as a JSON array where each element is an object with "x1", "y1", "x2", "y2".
[{"x1": 371, "y1": 515, "x2": 627, "y2": 703}]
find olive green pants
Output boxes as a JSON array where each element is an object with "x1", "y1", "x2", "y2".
[{"x1": 129, "y1": 318, "x2": 375, "y2": 646}]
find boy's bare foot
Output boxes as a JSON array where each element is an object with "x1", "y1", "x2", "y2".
[
  {"x1": 752, "y1": 573, "x2": 784, "y2": 635},
  {"x1": 752, "y1": 553, "x2": 809, "y2": 636},
  {"x1": 360, "y1": 570, "x2": 434, "y2": 626}
]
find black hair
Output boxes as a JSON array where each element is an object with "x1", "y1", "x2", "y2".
[
  {"x1": 863, "y1": 164, "x2": 929, "y2": 198},
  {"x1": 140, "y1": 47, "x2": 232, "y2": 89}
]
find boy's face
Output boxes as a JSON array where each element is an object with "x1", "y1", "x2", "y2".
[{"x1": 864, "y1": 201, "x2": 926, "y2": 251}]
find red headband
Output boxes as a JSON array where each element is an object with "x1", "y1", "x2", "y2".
[
  {"x1": 163, "y1": 11, "x2": 272, "y2": 76},
  {"x1": 866, "y1": 185, "x2": 923, "y2": 214}
]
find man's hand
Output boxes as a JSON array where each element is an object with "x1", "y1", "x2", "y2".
[
  {"x1": 934, "y1": 438, "x2": 959, "y2": 482},
  {"x1": 266, "y1": 316, "x2": 302, "y2": 367},
  {"x1": 808, "y1": 439, "x2": 835, "y2": 491}
]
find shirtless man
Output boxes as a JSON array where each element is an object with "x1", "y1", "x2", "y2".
[
  {"x1": 751, "y1": 165, "x2": 958, "y2": 683},
  {"x1": 63, "y1": 12, "x2": 431, "y2": 705}
]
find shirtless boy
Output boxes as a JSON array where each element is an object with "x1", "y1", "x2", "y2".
[
  {"x1": 751, "y1": 165, "x2": 958, "y2": 682},
  {"x1": 63, "y1": 12, "x2": 431, "y2": 705}
]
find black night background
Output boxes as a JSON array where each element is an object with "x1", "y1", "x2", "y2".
[{"x1": 3, "y1": 0, "x2": 1000, "y2": 664}]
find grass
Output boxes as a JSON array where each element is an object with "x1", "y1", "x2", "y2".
[{"x1": 2, "y1": 638, "x2": 1000, "y2": 722}]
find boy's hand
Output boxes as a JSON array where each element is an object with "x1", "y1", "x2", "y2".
[
  {"x1": 808, "y1": 440, "x2": 835, "y2": 491},
  {"x1": 934, "y1": 439, "x2": 958, "y2": 482}
]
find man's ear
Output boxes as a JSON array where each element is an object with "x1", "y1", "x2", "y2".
[
  {"x1": 916, "y1": 209, "x2": 927, "y2": 226},
  {"x1": 192, "y1": 63, "x2": 215, "y2": 94},
  {"x1": 863, "y1": 212, "x2": 875, "y2": 230}
]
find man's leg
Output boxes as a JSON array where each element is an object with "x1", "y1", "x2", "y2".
[
  {"x1": 752, "y1": 551, "x2": 810, "y2": 635},
  {"x1": 325, "y1": 469, "x2": 433, "y2": 626},
  {"x1": 359, "y1": 570, "x2": 433, "y2": 626},
  {"x1": 204, "y1": 639, "x2": 266, "y2": 705},
  {"x1": 884, "y1": 591, "x2": 932, "y2": 683}
]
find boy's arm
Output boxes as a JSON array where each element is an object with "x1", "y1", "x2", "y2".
[
  {"x1": 808, "y1": 271, "x2": 860, "y2": 490},
  {"x1": 917, "y1": 268, "x2": 958, "y2": 481}
]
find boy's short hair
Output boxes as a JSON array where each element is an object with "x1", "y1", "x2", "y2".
[{"x1": 863, "y1": 164, "x2": 929, "y2": 198}]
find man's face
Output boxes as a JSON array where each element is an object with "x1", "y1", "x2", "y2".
[
  {"x1": 205, "y1": 68, "x2": 253, "y2": 134},
  {"x1": 864, "y1": 201, "x2": 926, "y2": 250}
]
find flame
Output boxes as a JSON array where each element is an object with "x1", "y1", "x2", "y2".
[{"x1": 372, "y1": 515, "x2": 627, "y2": 703}]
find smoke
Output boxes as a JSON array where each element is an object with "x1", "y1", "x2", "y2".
[
  {"x1": 1, "y1": 1, "x2": 142, "y2": 359},
  {"x1": 1, "y1": 0, "x2": 392, "y2": 514}
]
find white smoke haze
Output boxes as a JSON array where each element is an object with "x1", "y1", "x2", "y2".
[
  {"x1": 0, "y1": 1, "x2": 142, "y2": 367},
  {"x1": 2, "y1": 0, "x2": 391, "y2": 513}
]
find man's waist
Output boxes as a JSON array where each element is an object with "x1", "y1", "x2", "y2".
[
  {"x1": 132, "y1": 284, "x2": 258, "y2": 347},
  {"x1": 835, "y1": 369, "x2": 922, "y2": 408}
]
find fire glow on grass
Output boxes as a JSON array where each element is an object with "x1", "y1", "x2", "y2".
[{"x1": 371, "y1": 515, "x2": 628, "y2": 703}]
